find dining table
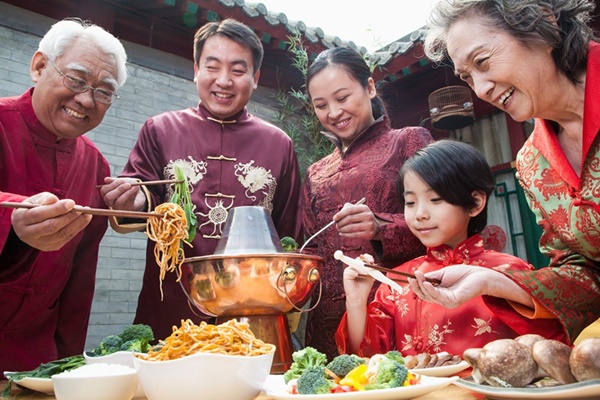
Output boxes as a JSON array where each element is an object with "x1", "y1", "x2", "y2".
[{"x1": 0, "y1": 380, "x2": 484, "y2": 400}]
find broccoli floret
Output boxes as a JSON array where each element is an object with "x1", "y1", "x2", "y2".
[
  {"x1": 280, "y1": 236, "x2": 298, "y2": 252},
  {"x1": 120, "y1": 339, "x2": 144, "y2": 353},
  {"x1": 93, "y1": 335, "x2": 123, "y2": 356},
  {"x1": 384, "y1": 350, "x2": 405, "y2": 365},
  {"x1": 283, "y1": 346, "x2": 328, "y2": 384},
  {"x1": 364, "y1": 358, "x2": 408, "y2": 390},
  {"x1": 297, "y1": 367, "x2": 336, "y2": 395},
  {"x1": 119, "y1": 324, "x2": 154, "y2": 353},
  {"x1": 326, "y1": 354, "x2": 366, "y2": 379}
]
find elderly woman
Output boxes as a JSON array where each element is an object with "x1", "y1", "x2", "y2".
[{"x1": 408, "y1": 0, "x2": 600, "y2": 345}]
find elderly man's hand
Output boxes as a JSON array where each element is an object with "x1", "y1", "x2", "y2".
[
  {"x1": 11, "y1": 192, "x2": 93, "y2": 252},
  {"x1": 99, "y1": 177, "x2": 147, "y2": 212}
]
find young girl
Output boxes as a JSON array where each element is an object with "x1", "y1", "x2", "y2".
[{"x1": 336, "y1": 140, "x2": 566, "y2": 357}]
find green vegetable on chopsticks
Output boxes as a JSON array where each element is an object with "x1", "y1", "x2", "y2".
[
  {"x1": 2, "y1": 355, "x2": 85, "y2": 396},
  {"x1": 170, "y1": 166, "x2": 197, "y2": 244}
]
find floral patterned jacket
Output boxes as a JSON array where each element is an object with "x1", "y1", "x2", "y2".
[{"x1": 504, "y1": 42, "x2": 600, "y2": 343}]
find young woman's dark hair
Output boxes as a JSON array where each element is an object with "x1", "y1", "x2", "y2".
[
  {"x1": 306, "y1": 46, "x2": 387, "y2": 119},
  {"x1": 396, "y1": 140, "x2": 495, "y2": 236}
]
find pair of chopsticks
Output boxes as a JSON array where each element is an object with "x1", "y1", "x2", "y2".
[
  {"x1": 363, "y1": 262, "x2": 442, "y2": 285},
  {"x1": 95, "y1": 179, "x2": 182, "y2": 189},
  {"x1": 0, "y1": 201, "x2": 162, "y2": 219}
]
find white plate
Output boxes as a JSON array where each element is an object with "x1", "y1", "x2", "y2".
[
  {"x1": 8, "y1": 376, "x2": 54, "y2": 395},
  {"x1": 410, "y1": 360, "x2": 470, "y2": 377},
  {"x1": 263, "y1": 374, "x2": 458, "y2": 399},
  {"x1": 454, "y1": 376, "x2": 600, "y2": 400}
]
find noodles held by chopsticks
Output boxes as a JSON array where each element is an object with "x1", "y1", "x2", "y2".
[
  {"x1": 146, "y1": 202, "x2": 190, "y2": 299},
  {"x1": 138, "y1": 319, "x2": 276, "y2": 361}
]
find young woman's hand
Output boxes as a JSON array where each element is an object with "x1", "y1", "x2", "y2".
[{"x1": 334, "y1": 203, "x2": 381, "y2": 240}]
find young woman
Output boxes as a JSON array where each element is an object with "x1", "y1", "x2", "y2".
[
  {"x1": 336, "y1": 140, "x2": 565, "y2": 357},
  {"x1": 300, "y1": 47, "x2": 433, "y2": 359}
]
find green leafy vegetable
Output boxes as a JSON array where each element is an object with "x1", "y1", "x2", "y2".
[
  {"x1": 2, "y1": 355, "x2": 85, "y2": 396},
  {"x1": 171, "y1": 166, "x2": 197, "y2": 243}
]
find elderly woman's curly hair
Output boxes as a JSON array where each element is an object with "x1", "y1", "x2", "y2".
[{"x1": 424, "y1": 0, "x2": 597, "y2": 83}]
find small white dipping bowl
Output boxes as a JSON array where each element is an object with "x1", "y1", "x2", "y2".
[
  {"x1": 133, "y1": 351, "x2": 274, "y2": 400},
  {"x1": 84, "y1": 351, "x2": 145, "y2": 398},
  {"x1": 52, "y1": 363, "x2": 137, "y2": 400}
]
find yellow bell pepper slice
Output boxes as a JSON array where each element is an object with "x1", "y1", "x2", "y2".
[{"x1": 339, "y1": 364, "x2": 369, "y2": 391}]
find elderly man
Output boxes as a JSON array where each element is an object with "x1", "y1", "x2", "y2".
[{"x1": 0, "y1": 18, "x2": 128, "y2": 373}]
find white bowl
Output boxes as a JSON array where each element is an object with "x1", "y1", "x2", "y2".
[
  {"x1": 133, "y1": 351, "x2": 275, "y2": 400},
  {"x1": 84, "y1": 351, "x2": 145, "y2": 398},
  {"x1": 52, "y1": 363, "x2": 137, "y2": 400}
]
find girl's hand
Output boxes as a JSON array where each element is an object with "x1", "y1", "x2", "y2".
[
  {"x1": 407, "y1": 265, "x2": 491, "y2": 308},
  {"x1": 343, "y1": 254, "x2": 375, "y2": 307}
]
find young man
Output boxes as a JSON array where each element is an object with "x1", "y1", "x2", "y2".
[{"x1": 100, "y1": 19, "x2": 302, "y2": 340}]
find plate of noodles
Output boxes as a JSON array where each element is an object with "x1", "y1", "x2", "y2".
[
  {"x1": 132, "y1": 319, "x2": 276, "y2": 400},
  {"x1": 263, "y1": 375, "x2": 459, "y2": 399}
]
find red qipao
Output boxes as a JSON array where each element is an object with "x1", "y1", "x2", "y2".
[
  {"x1": 301, "y1": 117, "x2": 432, "y2": 360},
  {"x1": 114, "y1": 103, "x2": 303, "y2": 341},
  {"x1": 336, "y1": 235, "x2": 567, "y2": 357},
  {"x1": 0, "y1": 89, "x2": 110, "y2": 373}
]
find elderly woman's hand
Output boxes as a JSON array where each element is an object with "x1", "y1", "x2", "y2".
[
  {"x1": 409, "y1": 265, "x2": 535, "y2": 309},
  {"x1": 408, "y1": 265, "x2": 492, "y2": 308},
  {"x1": 11, "y1": 192, "x2": 92, "y2": 252},
  {"x1": 99, "y1": 177, "x2": 147, "y2": 212},
  {"x1": 334, "y1": 202, "x2": 382, "y2": 240}
]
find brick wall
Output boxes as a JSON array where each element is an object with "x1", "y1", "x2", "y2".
[{"x1": 0, "y1": 3, "x2": 288, "y2": 351}]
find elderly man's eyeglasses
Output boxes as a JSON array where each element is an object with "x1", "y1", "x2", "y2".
[{"x1": 47, "y1": 57, "x2": 119, "y2": 105}]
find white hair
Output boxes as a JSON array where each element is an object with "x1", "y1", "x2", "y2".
[{"x1": 38, "y1": 18, "x2": 128, "y2": 87}]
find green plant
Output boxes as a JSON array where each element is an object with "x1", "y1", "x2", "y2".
[{"x1": 271, "y1": 33, "x2": 334, "y2": 179}]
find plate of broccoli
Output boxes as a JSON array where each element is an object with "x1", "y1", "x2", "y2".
[{"x1": 265, "y1": 347, "x2": 458, "y2": 399}]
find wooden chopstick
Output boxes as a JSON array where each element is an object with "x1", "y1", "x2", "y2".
[
  {"x1": 95, "y1": 179, "x2": 182, "y2": 189},
  {"x1": 0, "y1": 201, "x2": 163, "y2": 219},
  {"x1": 363, "y1": 262, "x2": 441, "y2": 285}
]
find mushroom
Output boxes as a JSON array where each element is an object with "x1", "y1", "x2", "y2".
[
  {"x1": 462, "y1": 347, "x2": 485, "y2": 384},
  {"x1": 569, "y1": 337, "x2": 600, "y2": 382},
  {"x1": 532, "y1": 339, "x2": 577, "y2": 384},
  {"x1": 477, "y1": 339, "x2": 538, "y2": 387},
  {"x1": 514, "y1": 333, "x2": 545, "y2": 348}
]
